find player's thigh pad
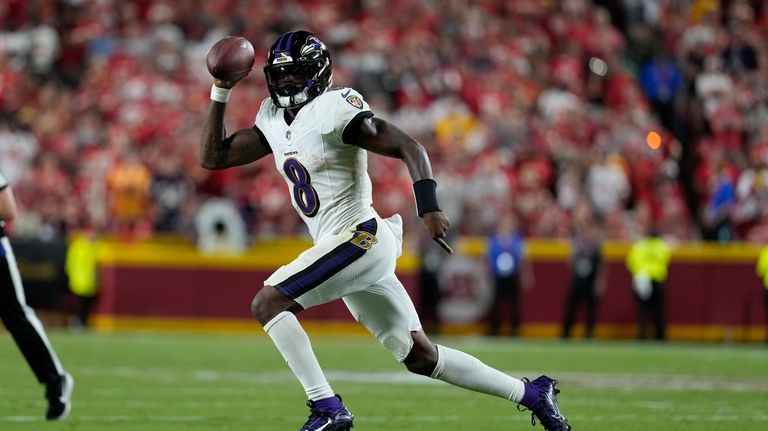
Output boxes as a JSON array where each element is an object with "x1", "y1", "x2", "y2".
[
  {"x1": 343, "y1": 273, "x2": 422, "y2": 362},
  {"x1": 265, "y1": 216, "x2": 401, "y2": 309}
]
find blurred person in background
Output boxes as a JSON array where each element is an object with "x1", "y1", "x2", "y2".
[
  {"x1": 746, "y1": 206, "x2": 768, "y2": 243},
  {"x1": 417, "y1": 228, "x2": 446, "y2": 335},
  {"x1": 626, "y1": 225, "x2": 671, "y2": 341},
  {"x1": 106, "y1": 149, "x2": 152, "y2": 239},
  {"x1": 757, "y1": 242, "x2": 768, "y2": 343},
  {"x1": 561, "y1": 212, "x2": 605, "y2": 340},
  {"x1": 149, "y1": 153, "x2": 196, "y2": 233},
  {"x1": 639, "y1": 48, "x2": 683, "y2": 137},
  {"x1": 486, "y1": 211, "x2": 533, "y2": 337},
  {"x1": 734, "y1": 151, "x2": 768, "y2": 238},
  {"x1": 65, "y1": 226, "x2": 101, "y2": 329},
  {"x1": 0, "y1": 167, "x2": 73, "y2": 420},
  {"x1": 586, "y1": 151, "x2": 631, "y2": 218},
  {"x1": 702, "y1": 162, "x2": 736, "y2": 243}
]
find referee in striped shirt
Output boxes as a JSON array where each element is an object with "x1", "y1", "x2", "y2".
[{"x1": 0, "y1": 168, "x2": 73, "y2": 420}]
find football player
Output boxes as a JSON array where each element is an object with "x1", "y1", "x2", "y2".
[{"x1": 200, "y1": 30, "x2": 571, "y2": 431}]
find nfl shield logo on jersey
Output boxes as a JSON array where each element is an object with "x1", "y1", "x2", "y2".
[{"x1": 286, "y1": 130, "x2": 292, "y2": 140}]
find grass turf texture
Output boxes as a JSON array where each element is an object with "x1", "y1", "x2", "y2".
[{"x1": 1, "y1": 330, "x2": 766, "y2": 430}]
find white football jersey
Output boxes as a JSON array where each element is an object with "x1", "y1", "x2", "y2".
[{"x1": 255, "y1": 88, "x2": 378, "y2": 242}]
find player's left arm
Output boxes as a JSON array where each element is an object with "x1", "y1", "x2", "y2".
[{"x1": 350, "y1": 116, "x2": 453, "y2": 253}]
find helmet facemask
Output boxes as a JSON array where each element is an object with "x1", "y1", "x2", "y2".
[{"x1": 264, "y1": 59, "x2": 332, "y2": 108}]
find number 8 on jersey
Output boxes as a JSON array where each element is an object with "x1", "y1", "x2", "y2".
[{"x1": 283, "y1": 158, "x2": 319, "y2": 217}]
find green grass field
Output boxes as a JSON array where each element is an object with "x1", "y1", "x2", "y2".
[{"x1": 1, "y1": 330, "x2": 766, "y2": 430}]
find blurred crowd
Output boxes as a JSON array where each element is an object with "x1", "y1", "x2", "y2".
[{"x1": 1, "y1": 0, "x2": 768, "y2": 245}]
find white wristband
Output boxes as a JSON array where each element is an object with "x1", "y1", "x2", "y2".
[{"x1": 210, "y1": 85, "x2": 231, "y2": 103}]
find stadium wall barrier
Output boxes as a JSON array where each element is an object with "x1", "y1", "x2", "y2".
[
  {"x1": 92, "y1": 237, "x2": 767, "y2": 342},
  {"x1": 13, "y1": 238, "x2": 68, "y2": 310}
]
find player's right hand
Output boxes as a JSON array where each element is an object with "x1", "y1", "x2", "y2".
[{"x1": 214, "y1": 78, "x2": 239, "y2": 89}]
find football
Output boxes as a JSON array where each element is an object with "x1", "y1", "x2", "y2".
[{"x1": 206, "y1": 36, "x2": 255, "y2": 82}]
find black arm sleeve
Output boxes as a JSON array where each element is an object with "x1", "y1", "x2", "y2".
[
  {"x1": 341, "y1": 111, "x2": 375, "y2": 145},
  {"x1": 252, "y1": 125, "x2": 273, "y2": 154}
]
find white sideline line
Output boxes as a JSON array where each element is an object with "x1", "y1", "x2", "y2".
[
  {"x1": 1, "y1": 415, "x2": 208, "y2": 422},
  {"x1": 75, "y1": 366, "x2": 768, "y2": 392},
  {"x1": 553, "y1": 371, "x2": 768, "y2": 392}
]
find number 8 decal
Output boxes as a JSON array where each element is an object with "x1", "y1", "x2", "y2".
[{"x1": 283, "y1": 158, "x2": 319, "y2": 217}]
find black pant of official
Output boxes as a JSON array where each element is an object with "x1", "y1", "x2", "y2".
[
  {"x1": 0, "y1": 237, "x2": 64, "y2": 385},
  {"x1": 488, "y1": 274, "x2": 521, "y2": 337},
  {"x1": 562, "y1": 279, "x2": 599, "y2": 339},
  {"x1": 764, "y1": 289, "x2": 768, "y2": 343},
  {"x1": 635, "y1": 280, "x2": 666, "y2": 341},
  {"x1": 418, "y1": 267, "x2": 441, "y2": 334}
]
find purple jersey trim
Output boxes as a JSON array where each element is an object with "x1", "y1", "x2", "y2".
[{"x1": 275, "y1": 218, "x2": 378, "y2": 299}]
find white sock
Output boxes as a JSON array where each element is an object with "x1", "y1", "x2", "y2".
[
  {"x1": 430, "y1": 344, "x2": 526, "y2": 402},
  {"x1": 263, "y1": 311, "x2": 335, "y2": 401}
]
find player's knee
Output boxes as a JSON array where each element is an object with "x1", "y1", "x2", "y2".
[
  {"x1": 250, "y1": 295, "x2": 266, "y2": 323},
  {"x1": 403, "y1": 332, "x2": 438, "y2": 376},
  {"x1": 251, "y1": 285, "x2": 301, "y2": 325},
  {"x1": 251, "y1": 286, "x2": 280, "y2": 325},
  {"x1": 403, "y1": 347, "x2": 438, "y2": 376}
]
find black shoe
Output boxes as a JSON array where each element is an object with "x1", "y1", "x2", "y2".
[
  {"x1": 519, "y1": 376, "x2": 571, "y2": 430},
  {"x1": 45, "y1": 372, "x2": 74, "y2": 420}
]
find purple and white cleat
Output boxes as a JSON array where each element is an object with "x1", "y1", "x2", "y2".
[
  {"x1": 299, "y1": 394, "x2": 354, "y2": 431},
  {"x1": 519, "y1": 375, "x2": 572, "y2": 431}
]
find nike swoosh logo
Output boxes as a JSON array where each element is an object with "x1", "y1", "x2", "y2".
[
  {"x1": 545, "y1": 389, "x2": 564, "y2": 419},
  {"x1": 341, "y1": 89, "x2": 350, "y2": 98}
]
